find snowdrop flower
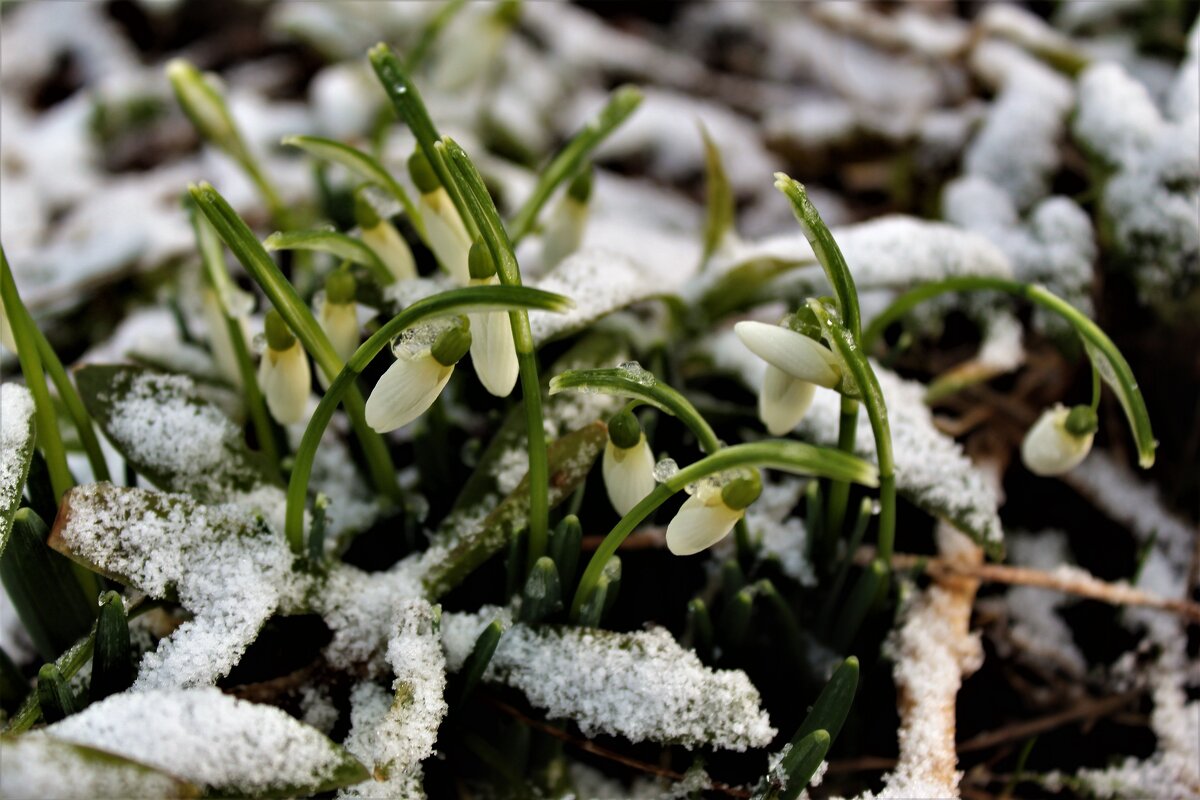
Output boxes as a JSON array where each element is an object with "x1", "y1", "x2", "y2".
[
  {"x1": 165, "y1": 59, "x2": 245, "y2": 162},
  {"x1": 541, "y1": 166, "x2": 592, "y2": 270},
  {"x1": 366, "y1": 319, "x2": 471, "y2": 432},
  {"x1": 430, "y1": 0, "x2": 521, "y2": 91},
  {"x1": 258, "y1": 309, "x2": 312, "y2": 425},
  {"x1": 0, "y1": 299, "x2": 16, "y2": 353},
  {"x1": 465, "y1": 241, "x2": 519, "y2": 397},
  {"x1": 1021, "y1": 404, "x2": 1097, "y2": 476},
  {"x1": 602, "y1": 409, "x2": 657, "y2": 516},
  {"x1": 666, "y1": 470, "x2": 762, "y2": 556},
  {"x1": 355, "y1": 188, "x2": 416, "y2": 282},
  {"x1": 318, "y1": 270, "x2": 360, "y2": 365},
  {"x1": 735, "y1": 320, "x2": 841, "y2": 435},
  {"x1": 409, "y1": 149, "x2": 471, "y2": 284}
]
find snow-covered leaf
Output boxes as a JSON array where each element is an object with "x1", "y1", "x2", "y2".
[
  {"x1": 75, "y1": 366, "x2": 270, "y2": 503},
  {"x1": 49, "y1": 483, "x2": 295, "y2": 689},
  {"x1": 0, "y1": 734, "x2": 199, "y2": 800},
  {"x1": 442, "y1": 609, "x2": 776, "y2": 750},
  {"x1": 372, "y1": 600, "x2": 447, "y2": 776},
  {"x1": 44, "y1": 688, "x2": 369, "y2": 797},
  {"x1": 0, "y1": 383, "x2": 36, "y2": 553}
]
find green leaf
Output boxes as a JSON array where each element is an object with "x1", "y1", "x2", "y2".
[
  {"x1": 719, "y1": 588, "x2": 754, "y2": 648},
  {"x1": 547, "y1": 514, "x2": 582, "y2": 594},
  {"x1": 264, "y1": 229, "x2": 394, "y2": 285},
  {"x1": 75, "y1": 365, "x2": 269, "y2": 503},
  {"x1": 795, "y1": 656, "x2": 859, "y2": 746},
  {"x1": 831, "y1": 560, "x2": 887, "y2": 653},
  {"x1": 91, "y1": 591, "x2": 132, "y2": 702},
  {"x1": 508, "y1": 85, "x2": 644, "y2": 243},
  {"x1": 755, "y1": 729, "x2": 832, "y2": 800},
  {"x1": 519, "y1": 557, "x2": 562, "y2": 624},
  {"x1": 0, "y1": 735, "x2": 200, "y2": 798},
  {"x1": 458, "y1": 619, "x2": 504, "y2": 704},
  {"x1": 282, "y1": 134, "x2": 422, "y2": 232},
  {"x1": 700, "y1": 122, "x2": 736, "y2": 265},
  {"x1": 685, "y1": 598, "x2": 714, "y2": 661},
  {"x1": 0, "y1": 383, "x2": 37, "y2": 553},
  {"x1": 0, "y1": 509, "x2": 95, "y2": 662},
  {"x1": 36, "y1": 663, "x2": 77, "y2": 723},
  {"x1": 421, "y1": 422, "x2": 608, "y2": 599}
]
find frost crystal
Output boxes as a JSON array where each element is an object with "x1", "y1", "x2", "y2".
[{"x1": 442, "y1": 610, "x2": 776, "y2": 750}]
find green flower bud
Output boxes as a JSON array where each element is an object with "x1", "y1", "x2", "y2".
[
  {"x1": 408, "y1": 149, "x2": 440, "y2": 194},
  {"x1": 567, "y1": 165, "x2": 593, "y2": 204},
  {"x1": 325, "y1": 270, "x2": 357, "y2": 305},
  {"x1": 607, "y1": 409, "x2": 642, "y2": 449},
  {"x1": 264, "y1": 308, "x2": 296, "y2": 352},
  {"x1": 353, "y1": 187, "x2": 382, "y2": 230},
  {"x1": 468, "y1": 239, "x2": 497, "y2": 280},
  {"x1": 721, "y1": 470, "x2": 762, "y2": 511},
  {"x1": 431, "y1": 319, "x2": 472, "y2": 366},
  {"x1": 1065, "y1": 405, "x2": 1099, "y2": 437},
  {"x1": 494, "y1": 0, "x2": 522, "y2": 26}
]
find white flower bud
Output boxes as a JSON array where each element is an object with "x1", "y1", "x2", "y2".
[
  {"x1": 665, "y1": 486, "x2": 746, "y2": 556},
  {"x1": 257, "y1": 341, "x2": 311, "y2": 425},
  {"x1": 1021, "y1": 404, "x2": 1095, "y2": 476},
  {"x1": 602, "y1": 433, "x2": 658, "y2": 517},
  {"x1": 418, "y1": 189, "x2": 472, "y2": 285},
  {"x1": 365, "y1": 350, "x2": 453, "y2": 433},
  {"x1": 467, "y1": 276, "x2": 519, "y2": 397}
]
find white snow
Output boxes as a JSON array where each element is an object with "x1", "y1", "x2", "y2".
[
  {"x1": 441, "y1": 609, "x2": 776, "y2": 750},
  {"x1": 46, "y1": 688, "x2": 361, "y2": 795},
  {"x1": 1, "y1": 383, "x2": 35, "y2": 534},
  {"x1": 339, "y1": 682, "x2": 428, "y2": 799},
  {"x1": 0, "y1": 734, "x2": 186, "y2": 799}
]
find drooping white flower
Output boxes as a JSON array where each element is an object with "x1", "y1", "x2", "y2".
[
  {"x1": 318, "y1": 271, "x2": 360, "y2": 365},
  {"x1": 1021, "y1": 404, "x2": 1097, "y2": 476},
  {"x1": 540, "y1": 167, "x2": 592, "y2": 270},
  {"x1": 365, "y1": 321, "x2": 470, "y2": 433},
  {"x1": 201, "y1": 287, "x2": 253, "y2": 388},
  {"x1": 465, "y1": 243, "x2": 519, "y2": 397},
  {"x1": 356, "y1": 189, "x2": 416, "y2": 282},
  {"x1": 258, "y1": 310, "x2": 312, "y2": 426},
  {"x1": 602, "y1": 411, "x2": 657, "y2": 516},
  {"x1": 665, "y1": 471, "x2": 761, "y2": 556},
  {"x1": 735, "y1": 320, "x2": 841, "y2": 434},
  {"x1": 409, "y1": 150, "x2": 471, "y2": 284},
  {"x1": 165, "y1": 59, "x2": 245, "y2": 161}
]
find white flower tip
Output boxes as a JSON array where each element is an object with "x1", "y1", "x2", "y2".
[
  {"x1": 665, "y1": 494, "x2": 743, "y2": 556},
  {"x1": 365, "y1": 353, "x2": 452, "y2": 433},
  {"x1": 258, "y1": 344, "x2": 311, "y2": 426},
  {"x1": 736, "y1": 321, "x2": 839, "y2": 389},
  {"x1": 1021, "y1": 406, "x2": 1095, "y2": 476},
  {"x1": 602, "y1": 436, "x2": 657, "y2": 517}
]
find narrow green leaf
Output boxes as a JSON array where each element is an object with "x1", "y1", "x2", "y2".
[
  {"x1": 0, "y1": 383, "x2": 37, "y2": 553},
  {"x1": 282, "y1": 134, "x2": 422, "y2": 232},
  {"x1": 508, "y1": 85, "x2": 643, "y2": 243},
  {"x1": 774, "y1": 174, "x2": 862, "y2": 339},
  {"x1": 264, "y1": 229, "x2": 394, "y2": 285},
  {"x1": 721, "y1": 558, "x2": 746, "y2": 598},
  {"x1": 577, "y1": 577, "x2": 609, "y2": 628},
  {"x1": 36, "y1": 663, "x2": 77, "y2": 723},
  {"x1": 547, "y1": 514, "x2": 582, "y2": 594},
  {"x1": 458, "y1": 618, "x2": 504, "y2": 704},
  {"x1": 719, "y1": 588, "x2": 754, "y2": 648},
  {"x1": 600, "y1": 555, "x2": 621, "y2": 615},
  {"x1": 404, "y1": 0, "x2": 469, "y2": 71},
  {"x1": 518, "y1": 557, "x2": 562, "y2": 624},
  {"x1": 755, "y1": 729, "x2": 832, "y2": 800},
  {"x1": 685, "y1": 598, "x2": 714, "y2": 660},
  {"x1": 421, "y1": 422, "x2": 608, "y2": 599},
  {"x1": 91, "y1": 591, "x2": 132, "y2": 702},
  {"x1": 700, "y1": 122, "x2": 736, "y2": 265},
  {"x1": 796, "y1": 656, "x2": 859, "y2": 747},
  {"x1": 831, "y1": 560, "x2": 887, "y2": 653},
  {"x1": 0, "y1": 509, "x2": 95, "y2": 662},
  {"x1": 754, "y1": 579, "x2": 806, "y2": 667}
]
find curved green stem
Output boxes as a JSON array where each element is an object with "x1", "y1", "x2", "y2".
[
  {"x1": 1, "y1": 248, "x2": 72, "y2": 502},
  {"x1": 264, "y1": 230, "x2": 394, "y2": 286},
  {"x1": 191, "y1": 203, "x2": 282, "y2": 483},
  {"x1": 1090, "y1": 363, "x2": 1102, "y2": 412},
  {"x1": 369, "y1": 44, "x2": 480, "y2": 242},
  {"x1": 285, "y1": 285, "x2": 572, "y2": 554},
  {"x1": 437, "y1": 137, "x2": 552, "y2": 573},
  {"x1": 508, "y1": 85, "x2": 643, "y2": 243},
  {"x1": 825, "y1": 396, "x2": 859, "y2": 538},
  {"x1": 863, "y1": 276, "x2": 1155, "y2": 468},
  {"x1": 548, "y1": 367, "x2": 720, "y2": 453},
  {"x1": 189, "y1": 182, "x2": 401, "y2": 501},
  {"x1": 569, "y1": 441, "x2": 879, "y2": 618},
  {"x1": 33, "y1": 332, "x2": 109, "y2": 484}
]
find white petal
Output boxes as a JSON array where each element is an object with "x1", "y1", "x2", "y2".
[
  {"x1": 666, "y1": 493, "x2": 744, "y2": 556},
  {"x1": 365, "y1": 352, "x2": 452, "y2": 433},
  {"x1": 363, "y1": 222, "x2": 417, "y2": 281},
  {"x1": 734, "y1": 321, "x2": 840, "y2": 388},
  {"x1": 257, "y1": 342, "x2": 311, "y2": 425},
  {"x1": 468, "y1": 297, "x2": 519, "y2": 397},
  {"x1": 540, "y1": 197, "x2": 587, "y2": 270},
  {"x1": 0, "y1": 300, "x2": 16, "y2": 353},
  {"x1": 320, "y1": 302, "x2": 360, "y2": 365},
  {"x1": 759, "y1": 365, "x2": 816, "y2": 435},
  {"x1": 419, "y1": 190, "x2": 471, "y2": 285},
  {"x1": 202, "y1": 290, "x2": 247, "y2": 388},
  {"x1": 1021, "y1": 406, "x2": 1094, "y2": 476},
  {"x1": 602, "y1": 435, "x2": 658, "y2": 516}
]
